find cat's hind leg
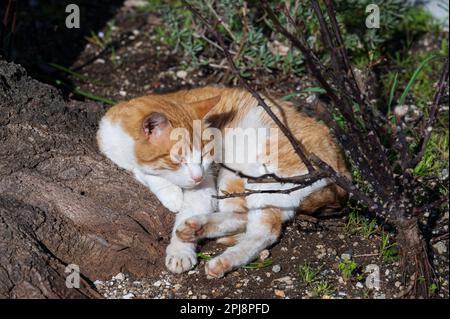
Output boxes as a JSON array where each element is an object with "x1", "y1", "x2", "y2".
[{"x1": 205, "y1": 207, "x2": 292, "y2": 278}]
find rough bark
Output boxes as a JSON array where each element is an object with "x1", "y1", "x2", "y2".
[{"x1": 0, "y1": 60, "x2": 174, "y2": 298}]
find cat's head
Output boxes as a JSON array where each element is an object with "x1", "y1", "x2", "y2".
[{"x1": 97, "y1": 92, "x2": 221, "y2": 188}]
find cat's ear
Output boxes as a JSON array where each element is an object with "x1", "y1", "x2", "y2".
[
  {"x1": 189, "y1": 95, "x2": 221, "y2": 118},
  {"x1": 142, "y1": 112, "x2": 171, "y2": 143}
]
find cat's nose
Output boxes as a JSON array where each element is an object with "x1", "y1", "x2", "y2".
[{"x1": 192, "y1": 175, "x2": 203, "y2": 183}]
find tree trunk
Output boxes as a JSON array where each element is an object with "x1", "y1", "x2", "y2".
[{"x1": 0, "y1": 60, "x2": 174, "y2": 298}]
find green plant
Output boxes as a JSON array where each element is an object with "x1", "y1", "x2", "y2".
[
  {"x1": 338, "y1": 259, "x2": 358, "y2": 280},
  {"x1": 380, "y1": 231, "x2": 399, "y2": 264},
  {"x1": 299, "y1": 263, "x2": 321, "y2": 285},
  {"x1": 298, "y1": 263, "x2": 334, "y2": 298},
  {"x1": 86, "y1": 21, "x2": 115, "y2": 49},
  {"x1": 312, "y1": 280, "x2": 335, "y2": 297},
  {"x1": 345, "y1": 208, "x2": 378, "y2": 239},
  {"x1": 429, "y1": 282, "x2": 439, "y2": 295}
]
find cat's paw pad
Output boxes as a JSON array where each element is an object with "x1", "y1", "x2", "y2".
[
  {"x1": 165, "y1": 242, "x2": 197, "y2": 274},
  {"x1": 156, "y1": 186, "x2": 183, "y2": 213},
  {"x1": 176, "y1": 216, "x2": 207, "y2": 242},
  {"x1": 205, "y1": 256, "x2": 233, "y2": 278}
]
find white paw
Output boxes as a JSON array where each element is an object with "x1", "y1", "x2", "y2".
[
  {"x1": 205, "y1": 255, "x2": 233, "y2": 278},
  {"x1": 156, "y1": 185, "x2": 183, "y2": 213},
  {"x1": 165, "y1": 241, "x2": 197, "y2": 274}
]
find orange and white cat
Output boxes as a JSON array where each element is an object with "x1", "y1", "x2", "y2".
[{"x1": 97, "y1": 86, "x2": 350, "y2": 277}]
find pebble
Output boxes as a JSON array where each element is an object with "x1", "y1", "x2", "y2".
[
  {"x1": 173, "y1": 284, "x2": 182, "y2": 291},
  {"x1": 119, "y1": 90, "x2": 127, "y2": 97},
  {"x1": 153, "y1": 280, "x2": 162, "y2": 287},
  {"x1": 356, "y1": 282, "x2": 364, "y2": 289},
  {"x1": 124, "y1": 0, "x2": 147, "y2": 8},
  {"x1": 340, "y1": 253, "x2": 352, "y2": 260},
  {"x1": 433, "y1": 241, "x2": 447, "y2": 254},
  {"x1": 395, "y1": 281, "x2": 401, "y2": 288},
  {"x1": 274, "y1": 289, "x2": 285, "y2": 298},
  {"x1": 122, "y1": 293, "x2": 135, "y2": 299},
  {"x1": 176, "y1": 70, "x2": 188, "y2": 79},
  {"x1": 273, "y1": 276, "x2": 293, "y2": 285},
  {"x1": 113, "y1": 273, "x2": 125, "y2": 281},
  {"x1": 272, "y1": 264, "x2": 281, "y2": 273},
  {"x1": 259, "y1": 249, "x2": 270, "y2": 261}
]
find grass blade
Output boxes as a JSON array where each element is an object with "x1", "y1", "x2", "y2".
[
  {"x1": 398, "y1": 54, "x2": 439, "y2": 105},
  {"x1": 281, "y1": 87, "x2": 326, "y2": 101},
  {"x1": 49, "y1": 63, "x2": 107, "y2": 86},
  {"x1": 387, "y1": 72, "x2": 398, "y2": 113},
  {"x1": 55, "y1": 80, "x2": 116, "y2": 105}
]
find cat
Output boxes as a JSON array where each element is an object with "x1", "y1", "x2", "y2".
[
  {"x1": 96, "y1": 86, "x2": 350, "y2": 277},
  {"x1": 172, "y1": 87, "x2": 350, "y2": 278}
]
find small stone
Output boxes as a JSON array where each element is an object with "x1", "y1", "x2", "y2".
[
  {"x1": 176, "y1": 70, "x2": 188, "y2": 79},
  {"x1": 188, "y1": 290, "x2": 193, "y2": 295},
  {"x1": 272, "y1": 264, "x2": 281, "y2": 273},
  {"x1": 119, "y1": 90, "x2": 127, "y2": 97},
  {"x1": 433, "y1": 241, "x2": 447, "y2": 255},
  {"x1": 124, "y1": 0, "x2": 148, "y2": 8},
  {"x1": 187, "y1": 270, "x2": 197, "y2": 275},
  {"x1": 340, "y1": 253, "x2": 351, "y2": 260},
  {"x1": 338, "y1": 234, "x2": 345, "y2": 240},
  {"x1": 395, "y1": 281, "x2": 401, "y2": 288},
  {"x1": 274, "y1": 289, "x2": 285, "y2": 298},
  {"x1": 273, "y1": 276, "x2": 293, "y2": 285},
  {"x1": 439, "y1": 168, "x2": 448, "y2": 181},
  {"x1": 259, "y1": 249, "x2": 270, "y2": 261},
  {"x1": 173, "y1": 284, "x2": 182, "y2": 291},
  {"x1": 235, "y1": 283, "x2": 242, "y2": 289},
  {"x1": 93, "y1": 280, "x2": 104, "y2": 287},
  {"x1": 113, "y1": 273, "x2": 125, "y2": 281},
  {"x1": 153, "y1": 280, "x2": 162, "y2": 287},
  {"x1": 122, "y1": 293, "x2": 134, "y2": 299},
  {"x1": 356, "y1": 282, "x2": 364, "y2": 289}
]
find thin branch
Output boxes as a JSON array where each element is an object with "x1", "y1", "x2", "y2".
[
  {"x1": 184, "y1": 0, "x2": 315, "y2": 172},
  {"x1": 214, "y1": 184, "x2": 310, "y2": 199},
  {"x1": 219, "y1": 163, "x2": 328, "y2": 184}
]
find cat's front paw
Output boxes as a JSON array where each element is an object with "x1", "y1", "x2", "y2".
[
  {"x1": 165, "y1": 242, "x2": 197, "y2": 274},
  {"x1": 205, "y1": 256, "x2": 233, "y2": 278},
  {"x1": 156, "y1": 185, "x2": 183, "y2": 213},
  {"x1": 175, "y1": 215, "x2": 208, "y2": 242}
]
